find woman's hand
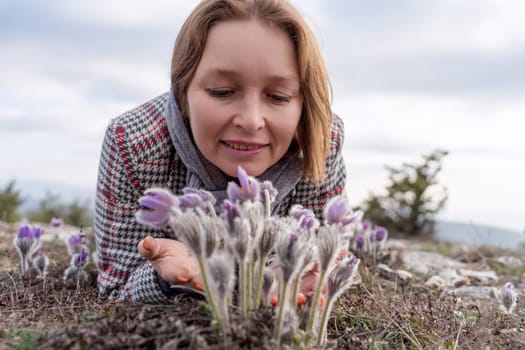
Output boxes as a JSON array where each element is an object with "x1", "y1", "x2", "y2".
[
  {"x1": 138, "y1": 236, "x2": 204, "y2": 291},
  {"x1": 267, "y1": 261, "x2": 327, "y2": 308}
]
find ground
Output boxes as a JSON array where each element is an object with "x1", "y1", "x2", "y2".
[{"x1": 1, "y1": 225, "x2": 524, "y2": 349}]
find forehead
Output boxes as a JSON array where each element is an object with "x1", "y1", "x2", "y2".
[{"x1": 195, "y1": 19, "x2": 300, "y2": 82}]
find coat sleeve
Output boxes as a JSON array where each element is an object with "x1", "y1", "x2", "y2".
[
  {"x1": 94, "y1": 118, "x2": 172, "y2": 303},
  {"x1": 282, "y1": 114, "x2": 347, "y2": 219}
]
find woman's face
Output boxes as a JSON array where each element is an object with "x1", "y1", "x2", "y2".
[{"x1": 186, "y1": 19, "x2": 303, "y2": 177}]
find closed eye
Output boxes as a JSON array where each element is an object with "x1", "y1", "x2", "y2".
[
  {"x1": 268, "y1": 94, "x2": 290, "y2": 103},
  {"x1": 207, "y1": 89, "x2": 234, "y2": 98}
]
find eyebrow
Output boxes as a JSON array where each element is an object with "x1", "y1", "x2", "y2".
[{"x1": 207, "y1": 68, "x2": 300, "y2": 84}]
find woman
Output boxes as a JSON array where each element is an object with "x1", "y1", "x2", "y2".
[{"x1": 95, "y1": 0, "x2": 347, "y2": 303}]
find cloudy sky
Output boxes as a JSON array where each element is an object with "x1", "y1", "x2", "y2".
[{"x1": 1, "y1": 0, "x2": 524, "y2": 232}]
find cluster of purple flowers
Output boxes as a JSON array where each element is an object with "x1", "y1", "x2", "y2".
[
  {"x1": 63, "y1": 230, "x2": 90, "y2": 282},
  {"x1": 12, "y1": 223, "x2": 48, "y2": 277},
  {"x1": 136, "y1": 166, "x2": 362, "y2": 346},
  {"x1": 350, "y1": 219, "x2": 389, "y2": 266}
]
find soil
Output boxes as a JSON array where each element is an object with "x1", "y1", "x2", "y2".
[{"x1": 1, "y1": 227, "x2": 524, "y2": 349}]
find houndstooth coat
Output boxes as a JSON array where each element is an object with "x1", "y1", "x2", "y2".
[{"x1": 94, "y1": 92, "x2": 347, "y2": 303}]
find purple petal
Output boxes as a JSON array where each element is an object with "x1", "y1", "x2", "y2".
[
  {"x1": 50, "y1": 217, "x2": 64, "y2": 227},
  {"x1": 135, "y1": 209, "x2": 170, "y2": 228},
  {"x1": 32, "y1": 226, "x2": 44, "y2": 239},
  {"x1": 17, "y1": 224, "x2": 33, "y2": 240},
  {"x1": 325, "y1": 197, "x2": 351, "y2": 225},
  {"x1": 68, "y1": 234, "x2": 83, "y2": 247},
  {"x1": 354, "y1": 232, "x2": 364, "y2": 249},
  {"x1": 237, "y1": 166, "x2": 250, "y2": 191},
  {"x1": 373, "y1": 227, "x2": 388, "y2": 242}
]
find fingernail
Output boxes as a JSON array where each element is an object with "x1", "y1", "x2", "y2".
[
  {"x1": 194, "y1": 282, "x2": 204, "y2": 291},
  {"x1": 142, "y1": 239, "x2": 151, "y2": 251},
  {"x1": 271, "y1": 296, "x2": 278, "y2": 308},
  {"x1": 296, "y1": 293, "x2": 306, "y2": 306},
  {"x1": 176, "y1": 276, "x2": 190, "y2": 284}
]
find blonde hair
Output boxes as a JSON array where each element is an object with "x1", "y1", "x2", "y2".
[{"x1": 171, "y1": 0, "x2": 332, "y2": 182}]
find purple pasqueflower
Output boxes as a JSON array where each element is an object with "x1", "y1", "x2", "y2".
[
  {"x1": 372, "y1": 227, "x2": 388, "y2": 242},
  {"x1": 499, "y1": 282, "x2": 517, "y2": 313},
  {"x1": 222, "y1": 200, "x2": 241, "y2": 231},
  {"x1": 260, "y1": 180, "x2": 278, "y2": 207},
  {"x1": 290, "y1": 205, "x2": 319, "y2": 231},
  {"x1": 362, "y1": 220, "x2": 372, "y2": 231},
  {"x1": 316, "y1": 226, "x2": 340, "y2": 271},
  {"x1": 33, "y1": 251, "x2": 49, "y2": 277},
  {"x1": 135, "y1": 188, "x2": 177, "y2": 228},
  {"x1": 354, "y1": 232, "x2": 364, "y2": 249},
  {"x1": 73, "y1": 248, "x2": 89, "y2": 268},
  {"x1": 67, "y1": 233, "x2": 84, "y2": 255},
  {"x1": 180, "y1": 188, "x2": 216, "y2": 214},
  {"x1": 227, "y1": 166, "x2": 260, "y2": 203},
  {"x1": 276, "y1": 232, "x2": 305, "y2": 283},
  {"x1": 177, "y1": 193, "x2": 204, "y2": 212},
  {"x1": 32, "y1": 226, "x2": 44, "y2": 239},
  {"x1": 324, "y1": 196, "x2": 356, "y2": 227},
  {"x1": 14, "y1": 224, "x2": 39, "y2": 257},
  {"x1": 17, "y1": 224, "x2": 32, "y2": 240},
  {"x1": 50, "y1": 217, "x2": 64, "y2": 228},
  {"x1": 327, "y1": 255, "x2": 360, "y2": 299}
]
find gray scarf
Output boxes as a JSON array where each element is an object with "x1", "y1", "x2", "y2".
[{"x1": 164, "y1": 90, "x2": 304, "y2": 214}]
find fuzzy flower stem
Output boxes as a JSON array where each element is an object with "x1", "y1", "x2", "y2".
[
  {"x1": 306, "y1": 270, "x2": 327, "y2": 334},
  {"x1": 253, "y1": 189, "x2": 272, "y2": 310},
  {"x1": 291, "y1": 273, "x2": 302, "y2": 309},
  {"x1": 20, "y1": 257, "x2": 29, "y2": 275},
  {"x1": 318, "y1": 289, "x2": 353, "y2": 347},
  {"x1": 273, "y1": 276, "x2": 289, "y2": 343},
  {"x1": 239, "y1": 262, "x2": 248, "y2": 318},
  {"x1": 317, "y1": 297, "x2": 336, "y2": 346},
  {"x1": 247, "y1": 261, "x2": 254, "y2": 312},
  {"x1": 253, "y1": 258, "x2": 266, "y2": 310},
  {"x1": 196, "y1": 255, "x2": 223, "y2": 327},
  {"x1": 264, "y1": 189, "x2": 271, "y2": 220}
]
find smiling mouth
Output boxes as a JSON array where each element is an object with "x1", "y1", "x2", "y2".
[{"x1": 223, "y1": 142, "x2": 266, "y2": 151}]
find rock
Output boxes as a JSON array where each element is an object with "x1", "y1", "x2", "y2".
[
  {"x1": 401, "y1": 250, "x2": 466, "y2": 276},
  {"x1": 447, "y1": 286, "x2": 495, "y2": 301},
  {"x1": 489, "y1": 256, "x2": 524, "y2": 268},
  {"x1": 377, "y1": 264, "x2": 413, "y2": 283},
  {"x1": 424, "y1": 270, "x2": 469, "y2": 289},
  {"x1": 384, "y1": 239, "x2": 408, "y2": 251},
  {"x1": 425, "y1": 276, "x2": 445, "y2": 289},
  {"x1": 458, "y1": 269, "x2": 498, "y2": 285}
]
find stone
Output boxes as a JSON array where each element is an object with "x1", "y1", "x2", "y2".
[
  {"x1": 401, "y1": 250, "x2": 466, "y2": 276},
  {"x1": 447, "y1": 286, "x2": 495, "y2": 301},
  {"x1": 377, "y1": 264, "x2": 413, "y2": 283},
  {"x1": 489, "y1": 256, "x2": 524, "y2": 269},
  {"x1": 457, "y1": 269, "x2": 498, "y2": 285},
  {"x1": 425, "y1": 275, "x2": 445, "y2": 289}
]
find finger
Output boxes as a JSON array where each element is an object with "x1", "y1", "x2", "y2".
[
  {"x1": 138, "y1": 236, "x2": 160, "y2": 260},
  {"x1": 190, "y1": 273, "x2": 205, "y2": 291},
  {"x1": 296, "y1": 292, "x2": 306, "y2": 306}
]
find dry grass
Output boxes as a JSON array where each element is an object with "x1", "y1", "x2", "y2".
[{"x1": 1, "y1": 227, "x2": 524, "y2": 349}]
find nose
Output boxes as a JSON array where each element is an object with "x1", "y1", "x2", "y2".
[{"x1": 233, "y1": 94, "x2": 265, "y2": 132}]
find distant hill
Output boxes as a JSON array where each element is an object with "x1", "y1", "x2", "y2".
[{"x1": 435, "y1": 220, "x2": 525, "y2": 251}]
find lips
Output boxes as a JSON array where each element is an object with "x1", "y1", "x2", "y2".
[{"x1": 222, "y1": 141, "x2": 267, "y2": 151}]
